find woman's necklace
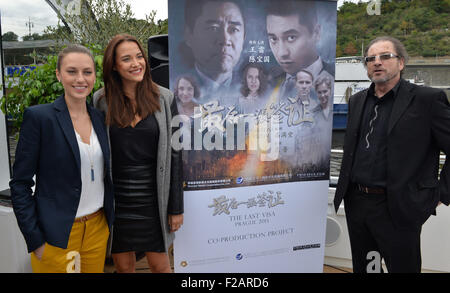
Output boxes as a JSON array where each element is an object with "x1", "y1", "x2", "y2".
[
  {"x1": 70, "y1": 109, "x2": 95, "y2": 181},
  {"x1": 86, "y1": 126, "x2": 95, "y2": 182}
]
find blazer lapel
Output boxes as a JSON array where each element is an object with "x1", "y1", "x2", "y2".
[
  {"x1": 388, "y1": 80, "x2": 415, "y2": 135},
  {"x1": 53, "y1": 96, "x2": 81, "y2": 172}
]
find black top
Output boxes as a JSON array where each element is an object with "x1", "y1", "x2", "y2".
[
  {"x1": 351, "y1": 81, "x2": 400, "y2": 188},
  {"x1": 110, "y1": 114, "x2": 159, "y2": 169}
]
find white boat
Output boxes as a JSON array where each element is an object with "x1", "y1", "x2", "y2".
[{"x1": 333, "y1": 57, "x2": 371, "y2": 130}]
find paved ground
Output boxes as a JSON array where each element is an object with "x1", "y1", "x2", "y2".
[{"x1": 104, "y1": 252, "x2": 352, "y2": 273}]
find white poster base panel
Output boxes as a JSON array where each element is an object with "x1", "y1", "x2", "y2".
[{"x1": 174, "y1": 180, "x2": 329, "y2": 273}]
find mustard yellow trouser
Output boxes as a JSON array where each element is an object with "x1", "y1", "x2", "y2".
[{"x1": 31, "y1": 211, "x2": 109, "y2": 273}]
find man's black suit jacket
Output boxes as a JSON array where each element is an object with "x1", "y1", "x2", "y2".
[{"x1": 334, "y1": 79, "x2": 450, "y2": 229}]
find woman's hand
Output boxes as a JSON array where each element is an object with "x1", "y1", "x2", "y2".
[
  {"x1": 34, "y1": 243, "x2": 46, "y2": 261},
  {"x1": 168, "y1": 214, "x2": 184, "y2": 232}
]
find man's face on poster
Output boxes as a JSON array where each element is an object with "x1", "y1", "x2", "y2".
[
  {"x1": 185, "y1": 1, "x2": 245, "y2": 77},
  {"x1": 266, "y1": 14, "x2": 319, "y2": 75},
  {"x1": 295, "y1": 71, "x2": 313, "y2": 98}
]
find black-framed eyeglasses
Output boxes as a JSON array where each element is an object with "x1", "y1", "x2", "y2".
[{"x1": 364, "y1": 53, "x2": 399, "y2": 63}]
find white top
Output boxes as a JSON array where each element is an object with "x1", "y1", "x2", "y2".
[{"x1": 74, "y1": 126, "x2": 104, "y2": 218}]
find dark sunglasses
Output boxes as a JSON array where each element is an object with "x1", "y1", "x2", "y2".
[{"x1": 364, "y1": 53, "x2": 399, "y2": 63}]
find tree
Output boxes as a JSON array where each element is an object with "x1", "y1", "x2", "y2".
[
  {"x1": 1, "y1": 0, "x2": 169, "y2": 131},
  {"x1": 336, "y1": 44, "x2": 343, "y2": 57},
  {"x1": 22, "y1": 33, "x2": 47, "y2": 41},
  {"x1": 2, "y1": 31, "x2": 19, "y2": 41},
  {"x1": 399, "y1": 20, "x2": 415, "y2": 36},
  {"x1": 44, "y1": 0, "x2": 168, "y2": 52},
  {"x1": 343, "y1": 42, "x2": 358, "y2": 56},
  {"x1": 336, "y1": 0, "x2": 449, "y2": 57}
]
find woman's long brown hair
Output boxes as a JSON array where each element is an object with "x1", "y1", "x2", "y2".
[{"x1": 102, "y1": 34, "x2": 160, "y2": 127}]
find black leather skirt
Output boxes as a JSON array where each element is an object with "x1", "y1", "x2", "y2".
[{"x1": 111, "y1": 164, "x2": 165, "y2": 253}]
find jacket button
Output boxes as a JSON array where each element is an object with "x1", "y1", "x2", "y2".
[{"x1": 160, "y1": 167, "x2": 164, "y2": 172}]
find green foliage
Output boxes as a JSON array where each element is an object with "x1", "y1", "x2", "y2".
[
  {"x1": 2, "y1": 31, "x2": 19, "y2": 41},
  {"x1": 45, "y1": 0, "x2": 168, "y2": 52},
  {"x1": 1, "y1": 0, "x2": 169, "y2": 131},
  {"x1": 22, "y1": 33, "x2": 49, "y2": 41},
  {"x1": 337, "y1": 0, "x2": 450, "y2": 57},
  {"x1": 1, "y1": 45, "x2": 104, "y2": 128}
]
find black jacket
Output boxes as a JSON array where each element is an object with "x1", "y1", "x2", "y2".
[{"x1": 334, "y1": 79, "x2": 450, "y2": 228}]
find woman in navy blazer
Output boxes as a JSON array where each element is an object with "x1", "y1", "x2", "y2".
[{"x1": 9, "y1": 45, "x2": 114, "y2": 273}]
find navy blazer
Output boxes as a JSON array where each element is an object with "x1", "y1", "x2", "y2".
[{"x1": 10, "y1": 96, "x2": 114, "y2": 253}]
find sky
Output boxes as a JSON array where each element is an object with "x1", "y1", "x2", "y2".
[{"x1": 0, "y1": 0, "x2": 365, "y2": 40}]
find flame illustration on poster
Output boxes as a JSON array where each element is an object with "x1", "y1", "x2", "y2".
[{"x1": 169, "y1": 0, "x2": 337, "y2": 272}]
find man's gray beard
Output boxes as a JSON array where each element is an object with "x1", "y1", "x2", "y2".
[{"x1": 370, "y1": 72, "x2": 395, "y2": 84}]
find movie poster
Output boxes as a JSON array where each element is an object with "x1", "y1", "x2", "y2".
[{"x1": 169, "y1": 0, "x2": 336, "y2": 272}]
